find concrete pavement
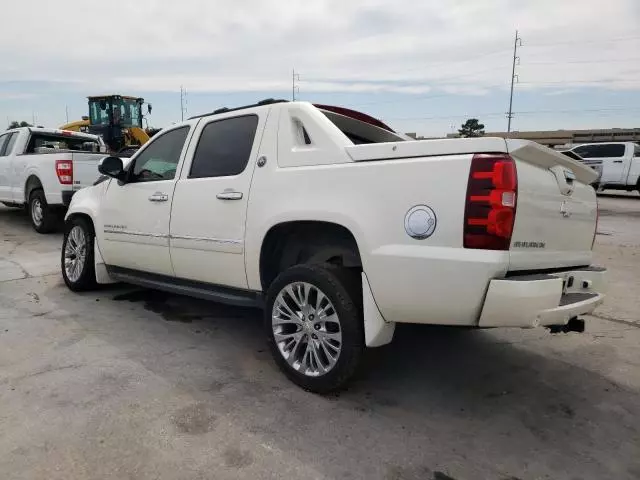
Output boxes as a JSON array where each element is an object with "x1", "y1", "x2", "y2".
[{"x1": 0, "y1": 197, "x2": 639, "y2": 480}]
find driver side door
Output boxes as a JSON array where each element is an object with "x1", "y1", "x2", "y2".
[{"x1": 98, "y1": 123, "x2": 195, "y2": 276}]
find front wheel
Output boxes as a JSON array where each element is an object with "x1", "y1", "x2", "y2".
[
  {"x1": 61, "y1": 216, "x2": 97, "y2": 292},
  {"x1": 265, "y1": 264, "x2": 364, "y2": 393}
]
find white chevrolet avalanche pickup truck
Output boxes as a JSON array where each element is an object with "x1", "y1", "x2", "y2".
[
  {"x1": 0, "y1": 127, "x2": 106, "y2": 232},
  {"x1": 61, "y1": 99, "x2": 607, "y2": 392}
]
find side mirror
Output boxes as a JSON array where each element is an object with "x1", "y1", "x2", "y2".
[
  {"x1": 147, "y1": 104, "x2": 152, "y2": 114},
  {"x1": 98, "y1": 156, "x2": 125, "y2": 180}
]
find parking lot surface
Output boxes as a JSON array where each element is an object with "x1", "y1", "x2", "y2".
[{"x1": 1, "y1": 194, "x2": 639, "y2": 480}]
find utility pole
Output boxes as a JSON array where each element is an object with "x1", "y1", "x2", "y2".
[
  {"x1": 507, "y1": 30, "x2": 522, "y2": 133},
  {"x1": 292, "y1": 69, "x2": 300, "y2": 101},
  {"x1": 180, "y1": 85, "x2": 187, "y2": 121},
  {"x1": 65, "y1": 105, "x2": 69, "y2": 123}
]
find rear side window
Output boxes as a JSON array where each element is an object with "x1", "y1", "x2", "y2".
[
  {"x1": 0, "y1": 134, "x2": 10, "y2": 156},
  {"x1": 189, "y1": 115, "x2": 258, "y2": 178},
  {"x1": 573, "y1": 144, "x2": 626, "y2": 158},
  {"x1": 4, "y1": 133, "x2": 18, "y2": 156}
]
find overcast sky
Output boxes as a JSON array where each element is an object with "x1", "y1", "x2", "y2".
[{"x1": 1, "y1": 0, "x2": 638, "y2": 136}]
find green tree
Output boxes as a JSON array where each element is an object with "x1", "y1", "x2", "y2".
[
  {"x1": 458, "y1": 118, "x2": 485, "y2": 138},
  {"x1": 7, "y1": 120, "x2": 32, "y2": 130}
]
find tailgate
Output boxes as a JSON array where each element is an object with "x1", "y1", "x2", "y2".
[
  {"x1": 71, "y1": 153, "x2": 104, "y2": 190},
  {"x1": 507, "y1": 140, "x2": 598, "y2": 271}
]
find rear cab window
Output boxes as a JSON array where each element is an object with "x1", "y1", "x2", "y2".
[
  {"x1": 320, "y1": 109, "x2": 405, "y2": 145},
  {"x1": 25, "y1": 132, "x2": 101, "y2": 154}
]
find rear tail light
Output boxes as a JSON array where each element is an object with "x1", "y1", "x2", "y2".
[
  {"x1": 464, "y1": 153, "x2": 518, "y2": 250},
  {"x1": 56, "y1": 160, "x2": 73, "y2": 185}
]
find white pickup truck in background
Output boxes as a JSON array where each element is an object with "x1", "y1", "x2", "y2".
[
  {"x1": 0, "y1": 127, "x2": 106, "y2": 232},
  {"x1": 563, "y1": 142, "x2": 640, "y2": 193},
  {"x1": 61, "y1": 100, "x2": 607, "y2": 392}
]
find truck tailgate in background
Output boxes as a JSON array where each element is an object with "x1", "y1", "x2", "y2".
[
  {"x1": 70, "y1": 153, "x2": 104, "y2": 190},
  {"x1": 506, "y1": 140, "x2": 598, "y2": 271}
]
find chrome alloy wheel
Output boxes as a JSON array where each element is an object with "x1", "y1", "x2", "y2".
[
  {"x1": 64, "y1": 226, "x2": 87, "y2": 282},
  {"x1": 271, "y1": 282, "x2": 343, "y2": 377},
  {"x1": 31, "y1": 198, "x2": 43, "y2": 226}
]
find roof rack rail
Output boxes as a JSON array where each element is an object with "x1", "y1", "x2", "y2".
[{"x1": 188, "y1": 98, "x2": 289, "y2": 120}]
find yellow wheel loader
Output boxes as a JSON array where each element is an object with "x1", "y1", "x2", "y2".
[{"x1": 60, "y1": 95, "x2": 152, "y2": 155}]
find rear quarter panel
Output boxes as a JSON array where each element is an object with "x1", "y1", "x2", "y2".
[
  {"x1": 70, "y1": 153, "x2": 104, "y2": 190},
  {"x1": 14, "y1": 155, "x2": 63, "y2": 205},
  {"x1": 245, "y1": 150, "x2": 509, "y2": 325}
]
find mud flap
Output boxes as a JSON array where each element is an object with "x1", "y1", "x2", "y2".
[{"x1": 362, "y1": 272, "x2": 395, "y2": 347}]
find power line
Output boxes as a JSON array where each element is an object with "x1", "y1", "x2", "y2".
[
  {"x1": 525, "y1": 57, "x2": 640, "y2": 66},
  {"x1": 519, "y1": 79, "x2": 640, "y2": 86},
  {"x1": 385, "y1": 106, "x2": 640, "y2": 122},
  {"x1": 300, "y1": 47, "x2": 512, "y2": 83},
  {"x1": 525, "y1": 34, "x2": 640, "y2": 47}
]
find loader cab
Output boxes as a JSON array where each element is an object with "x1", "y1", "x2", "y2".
[{"x1": 87, "y1": 95, "x2": 147, "y2": 151}]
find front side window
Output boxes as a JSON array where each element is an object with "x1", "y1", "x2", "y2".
[
  {"x1": 189, "y1": 115, "x2": 259, "y2": 178},
  {"x1": 573, "y1": 144, "x2": 625, "y2": 158},
  {"x1": 130, "y1": 126, "x2": 190, "y2": 183}
]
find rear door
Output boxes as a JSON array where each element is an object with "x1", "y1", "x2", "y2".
[
  {"x1": 506, "y1": 140, "x2": 598, "y2": 271},
  {"x1": 170, "y1": 111, "x2": 267, "y2": 288},
  {"x1": 573, "y1": 143, "x2": 627, "y2": 184}
]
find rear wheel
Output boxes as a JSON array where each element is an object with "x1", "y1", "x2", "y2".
[
  {"x1": 265, "y1": 264, "x2": 364, "y2": 393},
  {"x1": 29, "y1": 189, "x2": 58, "y2": 233},
  {"x1": 61, "y1": 216, "x2": 97, "y2": 292}
]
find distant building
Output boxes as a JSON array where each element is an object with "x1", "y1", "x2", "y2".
[
  {"x1": 447, "y1": 127, "x2": 640, "y2": 147},
  {"x1": 405, "y1": 132, "x2": 427, "y2": 140},
  {"x1": 405, "y1": 132, "x2": 441, "y2": 140}
]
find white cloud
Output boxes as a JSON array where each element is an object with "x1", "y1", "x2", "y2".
[{"x1": 0, "y1": 0, "x2": 638, "y2": 95}]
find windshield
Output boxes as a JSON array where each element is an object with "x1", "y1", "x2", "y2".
[
  {"x1": 89, "y1": 98, "x2": 111, "y2": 126},
  {"x1": 88, "y1": 97, "x2": 142, "y2": 128},
  {"x1": 117, "y1": 98, "x2": 142, "y2": 127}
]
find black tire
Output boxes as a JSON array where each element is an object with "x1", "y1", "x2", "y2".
[
  {"x1": 265, "y1": 263, "x2": 364, "y2": 393},
  {"x1": 29, "y1": 189, "x2": 58, "y2": 233},
  {"x1": 61, "y1": 216, "x2": 97, "y2": 292}
]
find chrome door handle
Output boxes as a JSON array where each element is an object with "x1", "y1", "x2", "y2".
[
  {"x1": 216, "y1": 191, "x2": 243, "y2": 200},
  {"x1": 148, "y1": 192, "x2": 169, "y2": 202}
]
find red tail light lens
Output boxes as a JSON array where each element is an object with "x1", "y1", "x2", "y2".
[
  {"x1": 464, "y1": 153, "x2": 517, "y2": 250},
  {"x1": 56, "y1": 160, "x2": 73, "y2": 185}
]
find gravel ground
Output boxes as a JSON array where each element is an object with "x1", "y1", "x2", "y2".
[{"x1": 0, "y1": 193, "x2": 639, "y2": 480}]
